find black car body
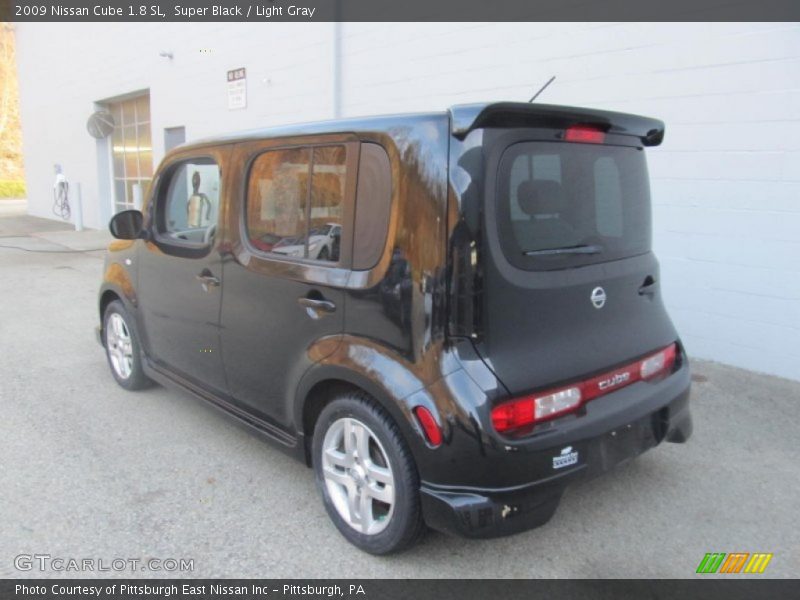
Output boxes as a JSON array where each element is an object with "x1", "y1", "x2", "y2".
[{"x1": 98, "y1": 102, "x2": 692, "y2": 552}]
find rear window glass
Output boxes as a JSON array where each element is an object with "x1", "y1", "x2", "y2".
[{"x1": 497, "y1": 141, "x2": 651, "y2": 270}]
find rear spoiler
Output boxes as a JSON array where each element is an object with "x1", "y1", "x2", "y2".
[{"x1": 449, "y1": 102, "x2": 665, "y2": 146}]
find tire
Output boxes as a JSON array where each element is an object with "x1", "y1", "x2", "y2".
[
  {"x1": 103, "y1": 300, "x2": 152, "y2": 391},
  {"x1": 318, "y1": 246, "x2": 330, "y2": 261},
  {"x1": 312, "y1": 392, "x2": 425, "y2": 554}
]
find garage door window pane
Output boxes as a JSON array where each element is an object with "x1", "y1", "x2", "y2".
[
  {"x1": 136, "y1": 95, "x2": 150, "y2": 123},
  {"x1": 112, "y1": 127, "x2": 124, "y2": 177},
  {"x1": 124, "y1": 124, "x2": 139, "y2": 179},
  {"x1": 122, "y1": 100, "x2": 135, "y2": 127},
  {"x1": 138, "y1": 124, "x2": 153, "y2": 177},
  {"x1": 108, "y1": 94, "x2": 152, "y2": 213}
]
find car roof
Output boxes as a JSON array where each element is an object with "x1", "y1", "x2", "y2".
[
  {"x1": 175, "y1": 110, "x2": 449, "y2": 153},
  {"x1": 172, "y1": 101, "x2": 664, "y2": 155}
]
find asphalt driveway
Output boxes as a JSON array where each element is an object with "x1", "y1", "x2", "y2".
[{"x1": 1, "y1": 204, "x2": 798, "y2": 578}]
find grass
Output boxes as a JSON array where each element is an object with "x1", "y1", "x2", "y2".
[{"x1": 0, "y1": 180, "x2": 26, "y2": 199}]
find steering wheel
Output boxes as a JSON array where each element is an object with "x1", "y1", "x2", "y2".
[{"x1": 203, "y1": 223, "x2": 217, "y2": 246}]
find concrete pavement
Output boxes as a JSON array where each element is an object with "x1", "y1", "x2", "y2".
[{"x1": 1, "y1": 206, "x2": 798, "y2": 578}]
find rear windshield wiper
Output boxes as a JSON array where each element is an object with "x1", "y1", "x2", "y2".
[{"x1": 523, "y1": 244, "x2": 603, "y2": 257}]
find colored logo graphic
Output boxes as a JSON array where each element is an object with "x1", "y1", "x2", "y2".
[
  {"x1": 696, "y1": 552, "x2": 773, "y2": 574},
  {"x1": 552, "y1": 446, "x2": 579, "y2": 469}
]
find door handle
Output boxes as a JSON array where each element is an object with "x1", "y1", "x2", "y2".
[
  {"x1": 298, "y1": 297, "x2": 336, "y2": 313},
  {"x1": 638, "y1": 276, "x2": 657, "y2": 297},
  {"x1": 298, "y1": 295, "x2": 336, "y2": 320},
  {"x1": 196, "y1": 270, "x2": 220, "y2": 291}
]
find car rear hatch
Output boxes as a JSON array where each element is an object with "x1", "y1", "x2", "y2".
[{"x1": 450, "y1": 103, "x2": 679, "y2": 408}]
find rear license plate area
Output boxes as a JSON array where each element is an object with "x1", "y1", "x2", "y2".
[{"x1": 600, "y1": 418, "x2": 655, "y2": 469}]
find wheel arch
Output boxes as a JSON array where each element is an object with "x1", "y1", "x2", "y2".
[
  {"x1": 98, "y1": 276, "x2": 145, "y2": 352},
  {"x1": 99, "y1": 288, "x2": 122, "y2": 322},
  {"x1": 99, "y1": 259, "x2": 138, "y2": 322},
  {"x1": 295, "y1": 364, "x2": 426, "y2": 467}
]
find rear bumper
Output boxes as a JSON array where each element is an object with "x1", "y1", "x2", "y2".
[{"x1": 419, "y1": 367, "x2": 692, "y2": 538}]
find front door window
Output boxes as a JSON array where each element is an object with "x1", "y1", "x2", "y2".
[{"x1": 157, "y1": 159, "x2": 221, "y2": 247}]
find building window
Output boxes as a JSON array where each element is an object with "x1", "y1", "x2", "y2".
[{"x1": 109, "y1": 94, "x2": 152, "y2": 214}]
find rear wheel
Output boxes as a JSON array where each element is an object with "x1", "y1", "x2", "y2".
[
  {"x1": 103, "y1": 300, "x2": 151, "y2": 390},
  {"x1": 313, "y1": 393, "x2": 425, "y2": 554}
]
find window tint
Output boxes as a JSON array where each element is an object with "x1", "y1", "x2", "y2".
[
  {"x1": 309, "y1": 146, "x2": 346, "y2": 262},
  {"x1": 594, "y1": 157, "x2": 623, "y2": 237},
  {"x1": 353, "y1": 143, "x2": 392, "y2": 270},
  {"x1": 246, "y1": 145, "x2": 345, "y2": 263},
  {"x1": 247, "y1": 147, "x2": 310, "y2": 256},
  {"x1": 497, "y1": 141, "x2": 651, "y2": 270},
  {"x1": 157, "y1": 158, "x2": 220, "y2": 246},
  {"x1": 509, "y1": 153, "x2": 561, "y2": 221}
]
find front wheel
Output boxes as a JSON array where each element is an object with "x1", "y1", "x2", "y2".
[
  {"x1": 313, "y1": 393, "x2": 425, "y2": 554},
  {"x1": 103, "y1": 300, "x2": 152, "y2": 390}
]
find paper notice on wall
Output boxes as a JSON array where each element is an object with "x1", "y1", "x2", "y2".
[{"x1": 227, "y1": 67, "x2": 247, "y2": 110}]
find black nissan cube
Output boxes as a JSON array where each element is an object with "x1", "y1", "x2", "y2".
[{"x1": 97, "y1": 101, "x2": 692, "y2": 554}]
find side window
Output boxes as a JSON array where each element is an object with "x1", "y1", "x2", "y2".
[
  {"x1": 157, "y1": 158, "x2": 221, "y2": 246},
  {"x1": 246, "y1": 145, "x2": 346, "y2": 263},
  {"x1": 310, "y1": 146, "x2": 346, "y2": 262},
  {"x1": 353, "y1": 143, "x2": 392, "y2": 270}
]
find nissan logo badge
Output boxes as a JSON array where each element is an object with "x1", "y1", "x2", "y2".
[{"x1": 591, "y1": 286, "x2": 606, "y2": 309}]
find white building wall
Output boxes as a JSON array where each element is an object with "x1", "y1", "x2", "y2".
[
  {"x1": 15, "y1": 22, "x2": 800, "y2": 381},
  {"x1": 15, "y1": 22, "x2": 335, "y2": 228}
]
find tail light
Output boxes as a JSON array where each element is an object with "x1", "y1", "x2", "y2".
[
  {"x1": 492, "y1": 343, "x2": 678, "y2": 434},
  {"x1": 413, "y1": 406, "x2": 443, "y2": 447},
  {"x1": 492, "y1": 386, "x2": 581, "y2": 432},
  {"x1": 564, "y1": 125, "x2": 605, "y2": 144},
  {"x1": 641, "y1": 344, "x2": 676, "y2": 380}
]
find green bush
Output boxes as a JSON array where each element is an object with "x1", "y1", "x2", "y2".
[{"x1": 0, "y1": 180, "x2": 26, "y2": 198}]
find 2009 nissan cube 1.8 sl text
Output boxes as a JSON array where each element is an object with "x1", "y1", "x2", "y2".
[{"x1": 97, "y1": 102, "x2": 692, "y2": 554}]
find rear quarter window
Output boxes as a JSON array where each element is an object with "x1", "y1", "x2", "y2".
[
  {"x1": 353, "y1": 143, "x2": 392, "y2": 271},
  {"x1": 497, "y1": 141, "x2": 651, "y2": 271}
]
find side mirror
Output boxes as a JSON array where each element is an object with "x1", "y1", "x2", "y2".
[{"x1": 109, "y1": 209, "x2": 144, "y2": 240}]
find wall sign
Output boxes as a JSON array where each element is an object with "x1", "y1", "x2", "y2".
[{"x1": 227, "y1": 67, "x2": 247, "y2": 110}]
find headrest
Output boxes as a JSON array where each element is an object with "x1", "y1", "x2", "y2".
[{"x1": 517, "y1": 180, "x2": 563, "y2": 216}]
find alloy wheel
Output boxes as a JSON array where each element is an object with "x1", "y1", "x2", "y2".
[
  {"x1": 321, "y1": 417, "x2": 395, "y2": 535},
  {"x1": 106, "y1": 312, "x2": 134, "y2": 380}
]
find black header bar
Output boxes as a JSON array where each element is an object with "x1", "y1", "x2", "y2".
[{"x1": 1, "y1": 0, "x2": 799, "y2": 22}]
